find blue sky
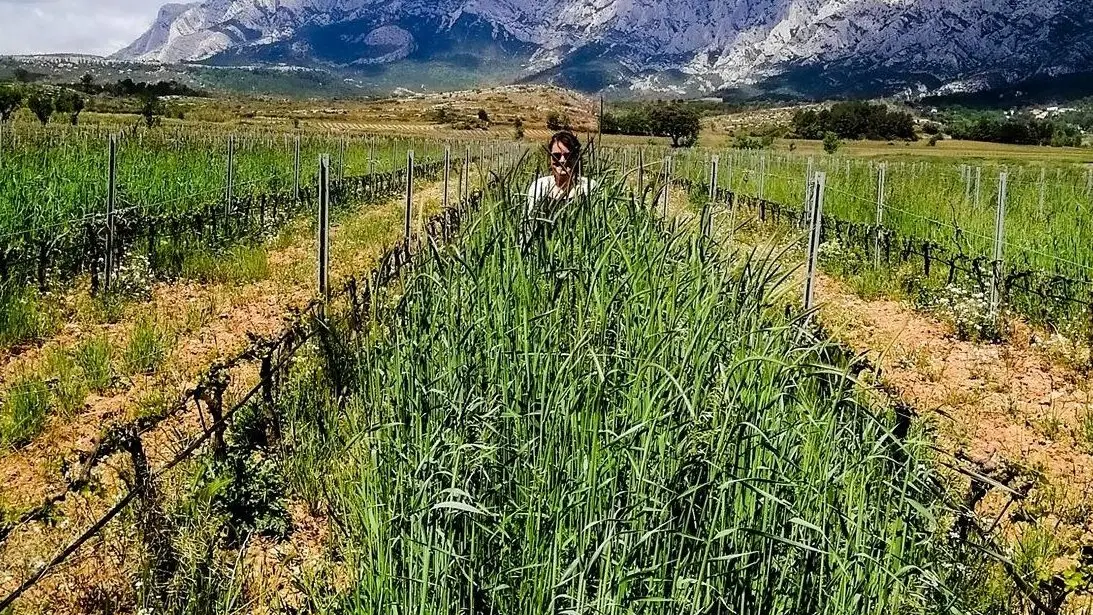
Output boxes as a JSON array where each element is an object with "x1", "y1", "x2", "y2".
[{"x1": 0, "y1": 0, "x2": 164, "y2": 55}]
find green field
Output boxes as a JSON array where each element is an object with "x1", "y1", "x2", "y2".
[
  {"x1": 0, "y1": 123, "x2": 471, "y2": 348},
  {"x1": 0, "y1": 124, "x2": 1089, "y2": 613},
  {"x1": 140, "y1": 164, "x2": 1011, "y2": 613},
  {"x1": 600, "y1": 145, "x2": 1093, "y2": 335}
]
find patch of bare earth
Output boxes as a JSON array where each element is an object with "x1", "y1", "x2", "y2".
[
  {"x1": 815, "y1": 274, "x2": 1093, "y2": 573},
  {"x1": 0, "y1": 181, "x2": 449, "y2": 614}
]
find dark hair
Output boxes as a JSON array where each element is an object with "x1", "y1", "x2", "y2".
[{"x1": 547, "y1": 131, "x2": 581, "y2": 167}]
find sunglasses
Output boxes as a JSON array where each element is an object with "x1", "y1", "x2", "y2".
[{"x1": 550, "y1": 152, "x2": 576, "y2": 165}]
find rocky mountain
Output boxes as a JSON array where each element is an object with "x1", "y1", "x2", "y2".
[{"x1": 114, "y1": 0, "x2": 1093, "y2": 97}]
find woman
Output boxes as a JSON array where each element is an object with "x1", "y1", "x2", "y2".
[{"x1": 526, "y1": 131, "x2": 597, "y2": 217}]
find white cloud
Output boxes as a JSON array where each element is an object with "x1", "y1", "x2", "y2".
[{"x1": 0, "y1": 0, "x2": 167, "y2": 56}]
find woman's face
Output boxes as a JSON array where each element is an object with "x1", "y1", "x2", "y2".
[{"x1": 550, "y1": 141, "x2": 574, "y2": 181}]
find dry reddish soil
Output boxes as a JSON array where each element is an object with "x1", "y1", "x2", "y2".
[
  {"x1": 0, "y1": 180, "x2": 450, "y2": 614},
  {"x1": 816, "y1": 274, "x2": 1093, "y2": 576}
]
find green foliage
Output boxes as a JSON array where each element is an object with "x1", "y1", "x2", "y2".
[
  {"x1": 545, "y1": 110, "x2": 571, "y2": 131},
  {"x1": 476, "y1": 108, "x2": 490, "y2": 124},
  {"x1": 54, "y1": 89, "x2": 85, "y2": 125},
  {"x1": 41, "y1": 349, "x2": 89, "y2": 416},
  {"x1": 424, "y1": 105, "x2": 457, "y2": 124},
  {"x1": 732, "y1": 134, "x2": 766, "y2": 150},
  {"x1": 945, "y1": 111, "x2": 1085, "y2": 147},
  {"x1": 124, "y1": 317, "x2": 171, "y2": 376},
  {"x1": 74, "y1": 334, "x2": 114, "y2": 394},
  {"x1": 27, "y1": 90, "x2": 54, "y2": 125},
  {"x1": 601, "y1": 108, "x2": 650, "y2": 135},
  {"x1": 274, "y1": 180, "x2": 982, "y2": 612},
  {"x1": 150, "y1": 461, "x2": 246, "y2": 614},
  {"x1": 603, "y1": 102, "x2": 702, "y2": 147},
  {"x1": 928, "y1": 134, "x2": 943, "y2": 146},
  {"x1": 793, "y1": 101, "x2": 916, "y2": 141},
  {"x1": 0, "y1": 375, "x2": 51, "y2": 449},
  {"x1": 0, "y1": 286, "x2": 55, "y2": 349},
  {"x1": 822, "y1": 131, "x2": 842, "y2": 154},
  {"x1": 140, "y1": 94, "x2": 166, "y2": 128},
  {"x1": 181, "y1": 244, "x2": 270, "y2": 284},
  {"x1": 0, "y1": 84, "x2": 23, "y2": 122},
  {"x1": 191, "y1": 403, "x2": 290, "y2": 547}
]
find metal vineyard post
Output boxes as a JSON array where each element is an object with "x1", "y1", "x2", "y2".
[
  {"x1": 875, "y1": 163, "x2": 886, "y2": 269},
  {"x1": 443, "y1": 144, "x2": 451, "y2": 210},
  {"x1": 318, "y1": 154, "x2": 330, "y2": 302},
  {"x1": 758, "y1": 154, "x2": 767, "y2": 201},
  {"x1": 990, "y1": 172, "x2": 1008, "y2": 322},
  {"x1": 293, "y1": 135, "x2": 301, "y2": 202},
  {"x1": 974, "y1": 166, "x2": 981, "y2": 209},
  {"x1": 802, "y1": 157, "x2": 814, "y2": 227},
  {"x1": 105, "y1": 134, "x2": 117, "y2": 292},
  {"x1": 804, "y1": 171, "x2": 826, "y2": 311},
  {"x1": 405, "y1": 149, "x2": 414, "y2": 242},
  {"x1": 225, "y1": 135, "x2": 235, "y2": 218}
]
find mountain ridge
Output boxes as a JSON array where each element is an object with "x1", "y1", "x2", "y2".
[{"x1": 114, "y1": 0, "x2": 1093, "y2": 98}]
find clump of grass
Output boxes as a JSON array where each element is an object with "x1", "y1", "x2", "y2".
[
  {"x1": 75, "y1": 334, "x2": 115, "y2": 394},
  {"x1": 1079, "y1": 406, "x2": 1093, "y2": 449},
  {"x1": 124, "y1": 318, "x2": 172, "y2": 376},
  {"x1": 0, "y1": 375, "x2": 52, "y2": 449},
  {"x1": 88, "y1": 292, "x2": 128, "y2": 325},
  {"x1": 182, "y1": 244, "x2": 269, "y2": 284},
  {"x1": 183, "y1": 301, "x2": 216, "y2": 334},
  {"x1": 41, "y1": 348, "x2": 88, "y2": 416},
  {"x1": 0, "y1": 286, "x2": 56, "y2": 349},
  {"x1": 134, "y1": 389, "x2": 174, "y2": 422}
]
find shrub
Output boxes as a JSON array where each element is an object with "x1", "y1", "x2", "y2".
[
  {"x1": 732, "y1": 135, "x2": 764, "y2": 150},
  {"x1": 822, "y1": 131, "x2": 842, "y2": 154},
  {"x1": 27, "y1": 90, "x2": 54, "y2": 125},
  {"x1": 546, "y1": 111, "x2": 571, "y2": 131},
  {"x1": 0, "y1": 84, "x2": 23, "y2": 122}
]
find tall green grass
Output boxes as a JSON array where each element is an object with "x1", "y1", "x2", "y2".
[{"x1": 271, "y1": 175, "x2": 972, "y2": 612}]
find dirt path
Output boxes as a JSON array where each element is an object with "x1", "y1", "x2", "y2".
[
  {"x1": 816, "y1": 274, "x2": 1093, "y2": 575},
  {"x1": 0, "y1": 180, "x2": 453, "y2": 614}
]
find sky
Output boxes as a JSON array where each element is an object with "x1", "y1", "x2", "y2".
[{"x1": 0, "y1": 0, "x2": 164, "y2": 56}]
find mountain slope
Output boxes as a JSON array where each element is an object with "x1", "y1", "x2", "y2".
[{"x1": 115, "y1": 0, "x2": 1093, "y2": 97}]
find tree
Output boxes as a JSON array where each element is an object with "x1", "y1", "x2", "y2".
[
  {"x1": 27, "y1": 91, "x2": 54, "y2": 125},
  {"x1": 80, "y1": 73, "x2": 95, "y2": 93},
  {"x1": 55, "y1": 90, "x2": 86, "y2": 125},
  {"x1": 793, "y1": 102, "x2": 916, "y2": 141},
  {"x1": 0, "y1": 85, "x2": 23, "y2": 122},
  {"x1": 648, "y1": 103, "x2": 700, "y2": 147},
  {"x1": 514, "y1": 117, "x2": 525, "y2": 140},
  {"x1": 822, "y1": 131, "x2": 841, "y2": 154},
  {"x1": 140, "y1": 94, "x2": 166, "y2": 128},
  {"x1": 13, "y1": 68, "x2": 32, "y2": 83},
  {"x1": 546, "y1": 111, "x2": 571, "y2": 131},
  {"x1": 477, "y1": 109, "x2": 490, "y2": 124}
]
